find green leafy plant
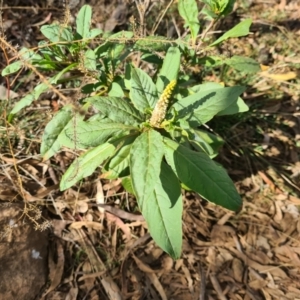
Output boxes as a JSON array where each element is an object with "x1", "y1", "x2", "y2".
[
  {"x1": 1, "y1": 3, "x2": 260, "y2": 259},
  {"x1": 202, "y1": 0, "x2": 236, "y2": 19}
]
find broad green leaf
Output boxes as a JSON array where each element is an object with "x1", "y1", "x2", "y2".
[
  {"x1": 60, "y1": 142, "x2": 116, "y2": 190},
  {"x1": 41, "y1": 105, "x2": 73, "y2": 156},
  {"x1": 202, "y1": 0, "x2": 235, "y2": 18},
  {"x1": 41, "y1": 24, "x2": 73, "y2": 42},
  {"x1": 192, "y1": 86, "x2": 245, "y2": 123},
  {"x1": 130, "y1": 67, "x2": 158, "y2": 112},
  {"x1": 83, "y1": 48, "x2": 97, "y2": 71},
  {"x1": 193, "y1": 129, "x2": 224, "y2": 157},
  {"x1": 224, "y1": 55, "x2": 260, "y2": 73},
  {"x1": 217, "y1": 97, "x2": 249, "y2": 115},
  {"x1": 2, "y1": 61, "x2": 23, "y2": 76},
  {"x1": 189, "y1": 82, "x2": 249, "y2": 116},
  {"x1": 76, "y1": 5, "x2": 92, "y2": 39},
  {"x1": 194, "y1": 129, "x2": 224, "y2": 153},
  {"x1": 87, "y1": 28, "x2": 103, "y2": 39},
  {"x1": 108, "y1": 82, "x2": 124, "y2": 97},
  {"x1": 41, "y1": 113, "x2": 86, "y2": 160},
  {"x1": 2, "y1": 47, "x2": 43, "y2": 76},
  {"x1": 141, "y1": 162, "x2": 182, "y2": 259},
  {"x1": 197, "y1": 56, "x2": 224, "y2": 67},
  {"x1": 134, "y1": 36, "x2": 169, "y2": 51},
  {"x1": 52, "y1": 63, "x2": 78, "y2": 84},
  {"x1": 81, "y1": 82, "x2": 103, "y2": 94},
  {"x1": 141, "y1": 53, "x2": 163, "y2": 64},
  {"x1": 98, "y1": 31, "x2": 133, "y2": 66},
  {"x1": 103, "y1": 134, "x2": 137, "y2": 179},
  {"x1": 97, "y1": 31, "x2": 133, "y2": 61},
  {"x1": 122, "y1": 177, "x2": 135, "y2": 195},
  {"x1": 164, "y1": 138, "x2": 242, "y2": 211},
  {"x1": 18, "y1": 47, "x2": 43, "y2": 61},
  {"x1": 85, "y1": 96, "x2": 144, "y2": 125},
  {"x1": 221, "y1": 0, "x2": 235, "y2": 16},
  {"x1": 107, "y1": 31, "x2": 134, "y2": 41},
  {"x1": 130, "y1": 130, "x2": 164, "y2": 205},
  {"x1": 178, "y1": 0, "x2": 200, "y2": 42},
  {"x1": 65, "y1": 119, "x2": 138, "y2": 148},
  {"x1": 10, "y1": 72, "x2": 70, "y2": 115},
  {"x1": 94, "y1": 42, "x2": 111, "y2": 58},
  {"x1": 189, "y1": 81, "x2": 223, "y2": 93},
  {"x1": 209, "y1": 18, "x2": 252, "y2": 47},
  {"x1": 172, "y1": 86, "x2": 246, "y2": 125},
  {"x1": 10, "y1": 82, "x2": 50, "y2": 115},
  {"x1": 107, "y1": 39, "x2": 130, "y2": 63},
  {"x1": 189, "y1": 140, "x2": 215, "y2": 158},
  {"x1": 156, "y1": 47, "x2": 181, "y2": 95}
]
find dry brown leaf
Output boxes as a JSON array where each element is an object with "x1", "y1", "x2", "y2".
[
  {"x1": 146, "y1": 272, "x2": 168, "y2": 300},
  {"x1": 69, "y1": 221, "x2": 103, "y2": 231},
  {"x1": 45, "y1": 291, "x2": 69, "y2": 300},
  {"x1": 273, "y1": 200, "x2": 283, "y2": 223},
  {"x1": 248, "y1": 279, "x2": 267, "y2": 290},
  {"x1": 215, "y1": 248, "x2": 233, "y2": 270},
  {"x1": 263, "y1": 287, "x2": 285, "y2": 298},
  {"x1": 261, "y1": 288, "x2": 272, "y2": 300},
  {"x1": 100, "y1": 276, "x2": 122, "y2": 300},
  {"x1": 211, "y1": 225, "x2": 236, "y2": 242},
  {"x1": 210, "y1": 273, "x2": 227, "y2": 300},
  {"x1": 275, "y1": 246, "x2": 300, "y2": 266},
  {"x1": 260, "y1": 71, "x2": 297, "y2": 81},
  {"x1": 112, "y1": 225, "x2": 117, "y2": 257},
  {"x1": 79, "y1": 261, "x2": 96, "y2": 297},
  {"x1": 217, "y1": 212, "x2": 234, "y2": 225},
  {"x1": 51, "y1": 219, "x2": 71, "y2": 237},
  {"x1": 74, "y1": 229, "x2": 122, "y2": 299},
  {"x1": 53, "y1": 200, "x2": 67, "y2": 214},
  {"x1": 78, "y1": 270, "x2": 107, "y2": 282},
  {"x1": 0, "y1": 85, "x2": 19, "y2": 99},
  {"x1": 95, "y1": 180, "x2": 105, "y2": 214},
  {"x1": 247, "y1": 250, "x2": 271, "y2": 265},
  {"x1": 65, "y1": 287, "x2": 78, "y2": 300},
  {"x1": 35, "y1": 184, "x2": 59, "y2": 199},
  {"x1": 230, "y1": 248, "x2": 287, "y2": 279},
  {"x1": 186, "y1": 212, "x2": 209, "y2": 237},
  {"x1": 258, "y1": 171, "x2": 276, "y2": 192},
  {"x1": 260, "y1": 64, "x2": 269, "y2": 71},
  {"x1": 41, "y1": 240, "x2": 65, "y2": 298},
  {"x1": 95, "y1": 204, "x2": 145, "y2": 221},
  {"x1": 75, "y1": 200, "x2": 89, "y2": 213},
  {"x1": 280, "y1": 212, "x2": 297, "y2": 233},
  {"x1": 106, "y1": 212, "x2": 131, "y2": 241},
  {"x1": 102, "y1": 179, "x2": 122, "y2": 190},
  {"x1": 181, "y1": 265, "x2": 194, "y2": 293},
  {"x1": 232, "y1": 258, "x2": 244, "y2": 283},
  {"x1": 161, "y1": 256, "x2": 173, "y2": 273},
  {"x1": 132, "y1": 254, "x2": 156, "y2": 273}
]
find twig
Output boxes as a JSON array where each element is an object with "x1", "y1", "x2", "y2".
[
  {"x1": 134, "y1": 0, "x2": 150, "y2": 36},
  {"x1": 196, "y1": 19, "x2": 216, "y2": 52},
  {"x1": 151, "y1": 0, "x2": 175, "y2": 35},
  {"x1": 199, "y1": 261, "x2": 206, "y2": 300},
  {"x1": 210, "y1": 273, "x2": 227, "y2": 300}
]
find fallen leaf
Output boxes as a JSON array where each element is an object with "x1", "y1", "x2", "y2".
[{"x1": 260, "y1": 71, "x2": 297, "y2": 81}]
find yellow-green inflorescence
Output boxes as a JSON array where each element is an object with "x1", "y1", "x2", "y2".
[{"x1": 149, "y1": 80, "x2": 177, "y2": 128}]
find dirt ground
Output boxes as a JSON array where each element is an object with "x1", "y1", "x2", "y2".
[{"x1": 0, "y1": 0, "x2": 300, "y2": 299}]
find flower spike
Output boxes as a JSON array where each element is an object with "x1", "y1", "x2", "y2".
[{"x1": 150, "y1": 80, "x2": 177, "y2": 128}]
